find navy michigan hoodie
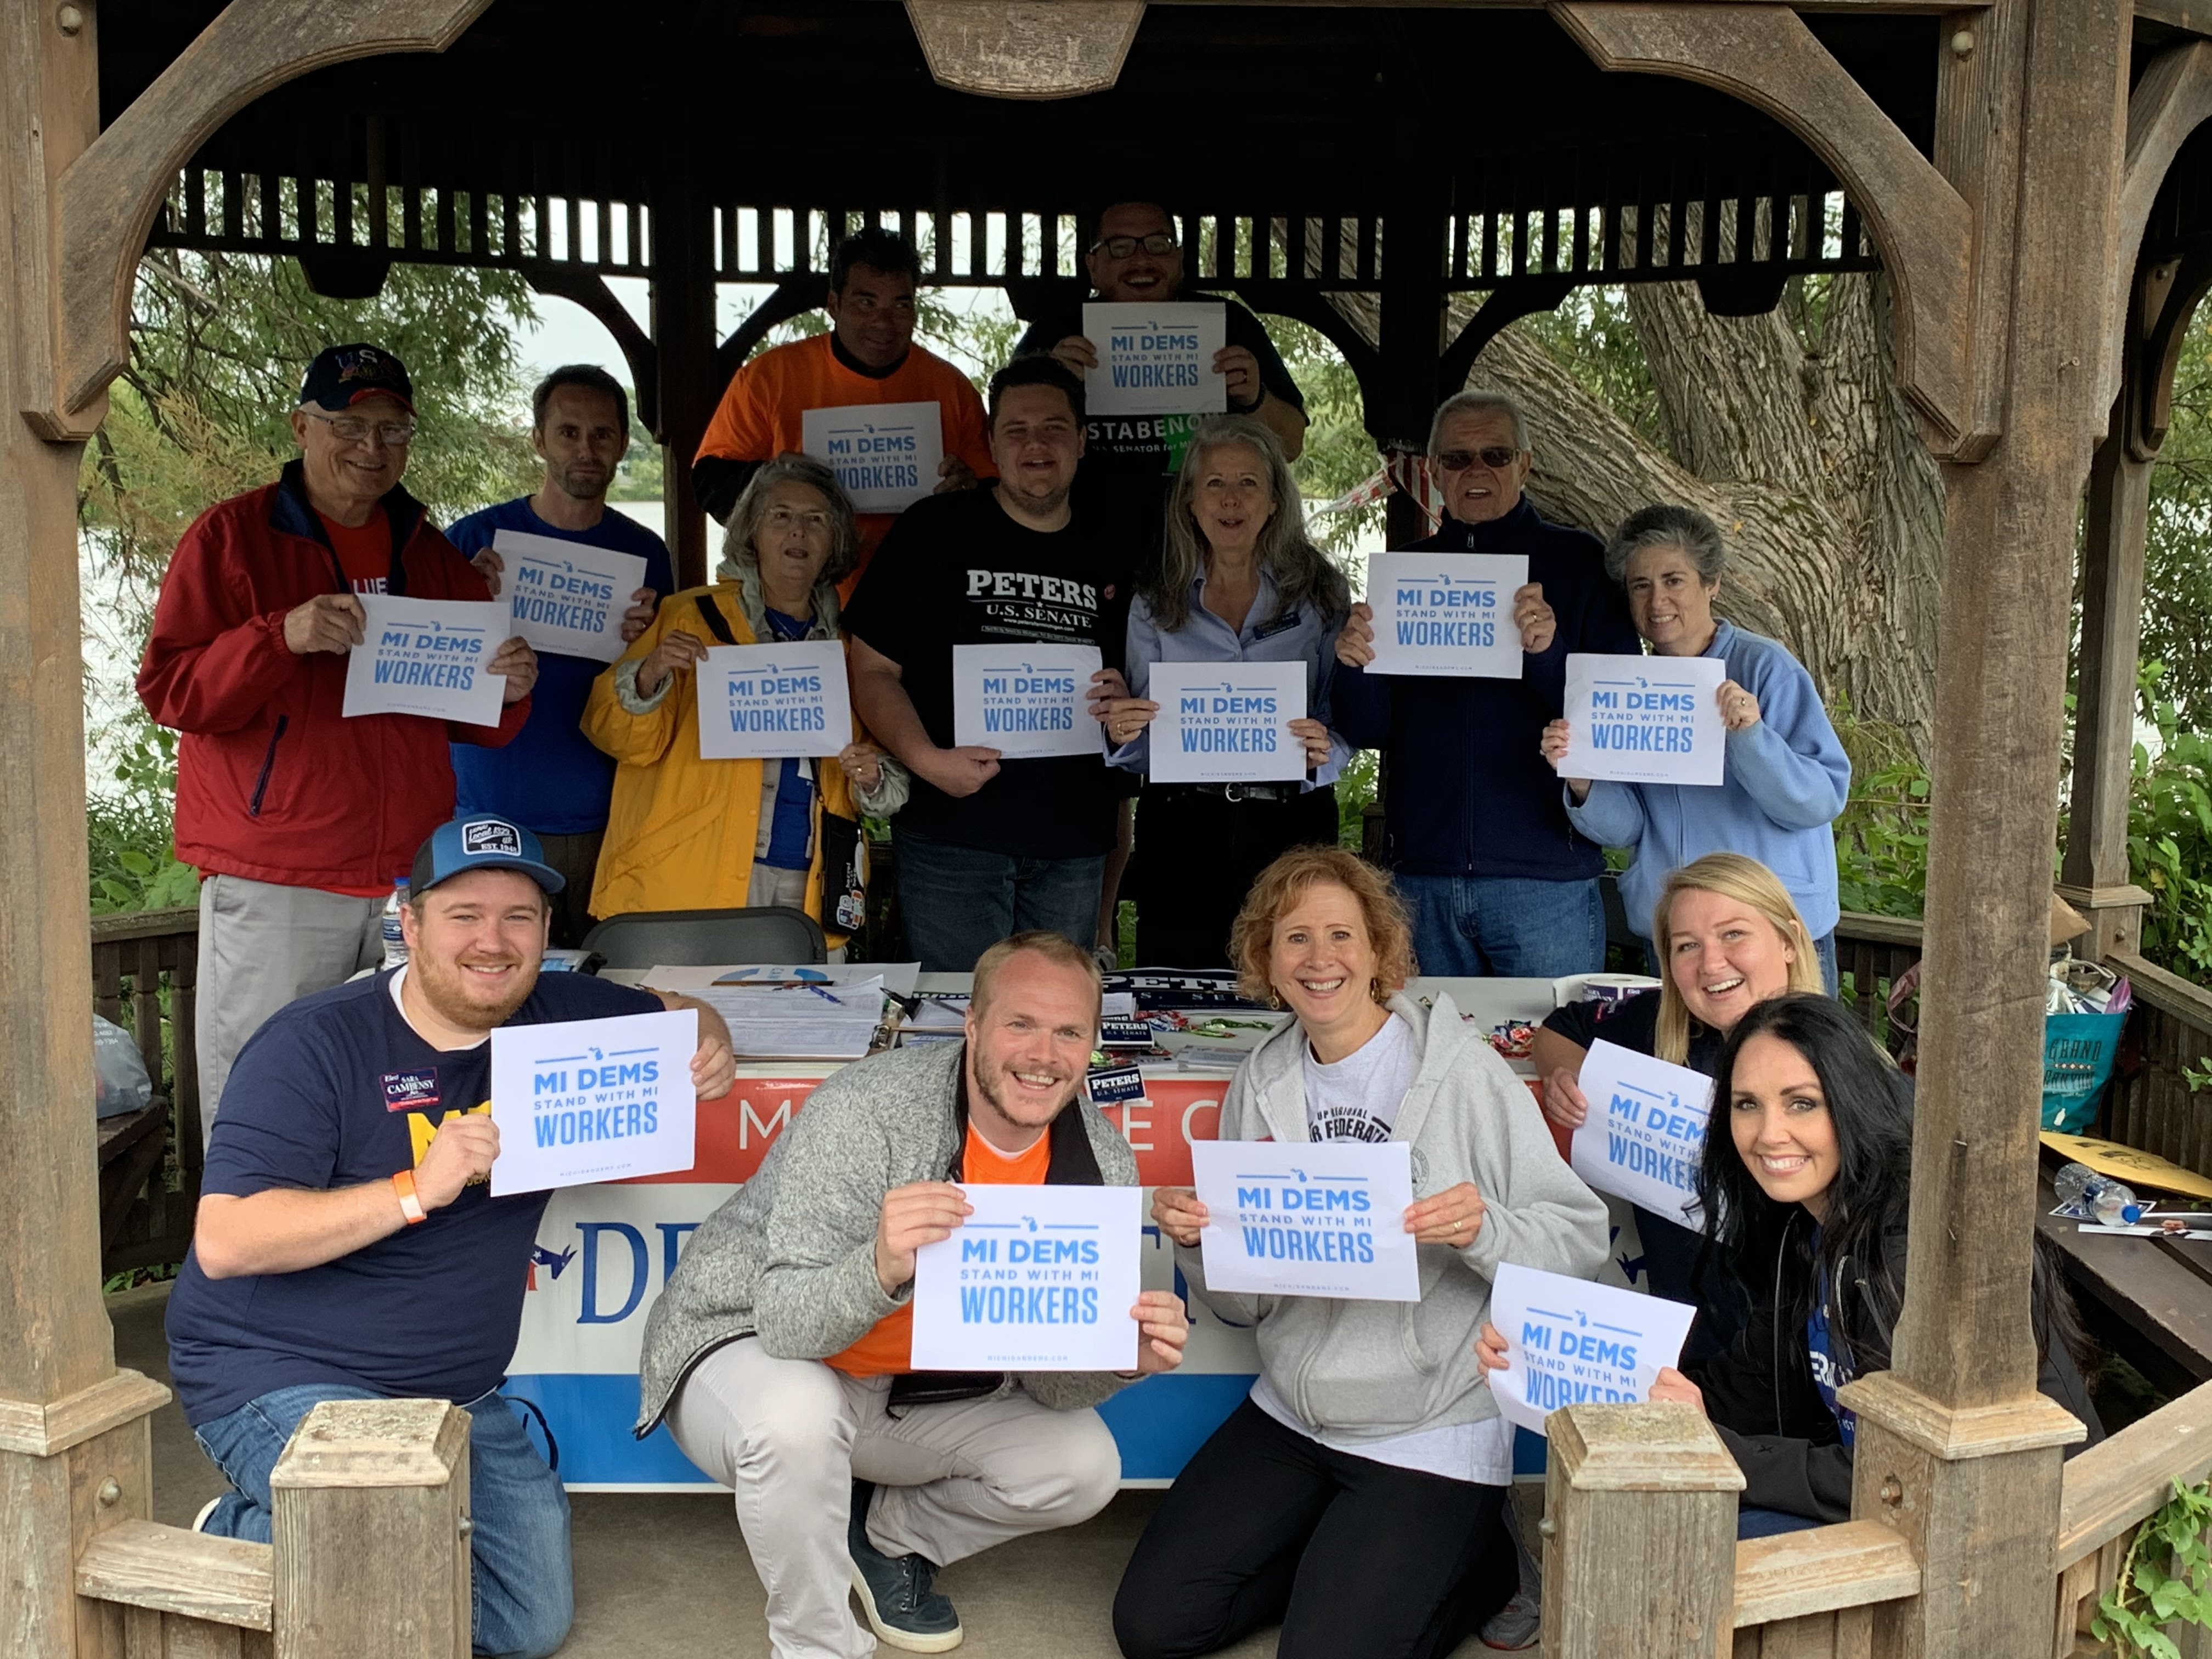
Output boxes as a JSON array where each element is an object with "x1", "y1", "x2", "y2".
[{"x1": 1330, "y1": 498, "x2": 1639, "y2": 882}]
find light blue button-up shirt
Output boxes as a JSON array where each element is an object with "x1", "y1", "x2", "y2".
[{"x1": 1110, "y1": 564, "x2": 1351, "y2": 788}]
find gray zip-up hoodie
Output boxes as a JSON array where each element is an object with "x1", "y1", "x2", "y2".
[
  {"x1": 1177, "y1": 991, "x2": 1609, "y2": 1444},
  {"x1": 634, "y1": 1040, "x2": 1141, "y2": 1435}
]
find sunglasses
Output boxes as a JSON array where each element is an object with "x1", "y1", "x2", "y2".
[
  {"x1": 1436, "y1": 446, "x2": 1521, "y2": 471},
  {"x1": 1088, "y1": 232, "x2": 1179, "y2": 258}
]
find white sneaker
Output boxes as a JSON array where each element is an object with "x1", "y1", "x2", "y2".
[{"x1": 1479, "y1": 1585, "x2": 1541, "y2": 1650}]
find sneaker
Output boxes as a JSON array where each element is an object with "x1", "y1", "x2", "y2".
[
  {"x1": 1479, "y1": 1585, "x2": 1541, "y2": 1651},
  {"x1": 189, "y1": 1497, "x2": 221, "y2": 1534},
  {"x1": 848, "y1": 1481, "x2": 963, "y2": 1652}
]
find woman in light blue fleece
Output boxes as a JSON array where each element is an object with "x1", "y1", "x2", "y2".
[{"x1": 1540, "y1": 504, "x2": 1850, "y2": 992}]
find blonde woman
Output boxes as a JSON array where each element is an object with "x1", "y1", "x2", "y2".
[{"x1": 1529, "y1": 851, "x2": 1825, "y2": 1356}]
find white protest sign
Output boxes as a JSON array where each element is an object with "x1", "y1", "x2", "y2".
[
  {"x1": 1364, "y1": 552, "x2": 1529, "y2": 678},
  {"x1": 1190, "y1": 1139, "x2": 1419, "y2": 1301},
  {"x1": 911, "y1": 1184, "x2": 1142, "y2": 1371},
  {"x1": 1562, "y1": 653, "x2": 1728, "y2": 786},
  {"x1": 495, "y1": 529, "x2": 648, "y2": 664},
  {"x1": 1082, "y1": 301, "x2": 1228, "y2": 417},
  {"x1": 800, "y1": 402, "x2": 944, "y2": 514},
  {"x1": 1568, "y1": 1039, "x2": 1713, "y2": 1229},
  {"x1": 951, "y1": 643, "x2": 1103, "y2": 759},
  {"x1": 1147, "y1": 660, "x2": 1307, "y2": 785},
  {"x1": 1487, "y1": 1261, "x2": 1698, "y2": 1436},
  {"x1": 694, "y1": 640, "x2": 853, "y2": 761},
  {"x1": 488, "y1": 1007, "x2": 698, "y2": 1194},
  {"x1": 342, "y1": 594, "x2": 510, "y2": 727}
]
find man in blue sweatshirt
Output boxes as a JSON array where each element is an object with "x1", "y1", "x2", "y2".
[{"x1": 1332, "y1": 391, "x2": 1639, "y2": 977}]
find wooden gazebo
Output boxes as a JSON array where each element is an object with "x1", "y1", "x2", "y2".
[{"x1": 8, "y1": 3, "x2": 2212, "y2": 1655}]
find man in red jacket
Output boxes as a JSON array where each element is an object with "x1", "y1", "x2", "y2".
[{"x1": 138, "y1": 343, "x2": 540, "y2": 1147}]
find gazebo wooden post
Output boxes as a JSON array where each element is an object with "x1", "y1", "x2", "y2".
[
  {"x1": 650, "y1": 160, "x2": 717, "y2": 590},
  {"x1": 1377, "y1": 125, "x2": 1447, "y2": 548},
  {"x1": 1837, "y1": 4, "x2": 2131, "y2": 1655},
  {"x1": 0, "y1": 4, "x2": 172, "y2": 1657}
]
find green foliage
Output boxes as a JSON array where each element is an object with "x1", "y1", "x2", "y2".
[
  {"x1": 608, "y1": 426, "x2": 664, "y2": 502},
  {"x1": 1334, "y1": 749, "x2": 1379, "y2": 850},
  {"x1": 1829, "y1": 698, "x2": 1931, "y2": 919},
  {"x1": 1516, "y1": 287, "x2": 1663, "y2": 445},
  {"x1": 1272, "y1": 318, "x2": 1385, "y2": 555},
  {"x1": 88, "y1": 720, "x2": 196, "y2": 915},
  {"x1": 2141, "y1": 308, "x2": 2212, "y2": 723},
  {"x1": 2130, "y1": 663, "x2": 2212, "y2": 985},
  {"x1": 2093, "y1": 1477, "x2": 2212, "y2": 1658}
]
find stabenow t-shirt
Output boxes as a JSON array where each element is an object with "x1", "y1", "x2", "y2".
[
  {"x1": 163, "y1": 966, "x2": 663, "y2": 1427},
  {"x1": 825, "y1": 1120, "x2": 1056, "y2": 1378},
  {"x1": 445, "y1": 499, "x2": 675, "y2": 836},
  {"x1": 842, "y1": 487, "x2": 1126, "y2": 859}
]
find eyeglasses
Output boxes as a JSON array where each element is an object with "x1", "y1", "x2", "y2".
[
  {"x1": 1088, "y1": 232, "x2": 1179, "y2": 259},
  {"x1": 1436, "y1": 445, "x2": 1521, "y2": 471},
  {"x1": 302, "y1": 409, "x2": 416, "y2": 446}
]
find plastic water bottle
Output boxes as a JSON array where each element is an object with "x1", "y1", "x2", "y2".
[
  {"x1": 381, "y1": 879, "x2": 409, "y2": 969},
  {"x1": 2053, "y1": 1160, "x2": 2144, "y2": 1225}
]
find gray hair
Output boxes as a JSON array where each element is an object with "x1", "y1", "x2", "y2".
[
  {"x1": 1148, "y1": 415, "x2": 1348, "y2": 635},
  {"x1": 1428, "y1": 390, "x2": 1528, "y2": 456},
  {"x1": 721, "y1": 454, "x2": 861, "y2": 587},
  {"x1": 1604, "y1": 503, "x2": 1726, "y2": 585}
]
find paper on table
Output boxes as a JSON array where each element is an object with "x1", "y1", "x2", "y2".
[
  {"x1": 494, "y1": 529, "x2": 648, "y2": 663},
  {"x1": 801, "y1": 401, "x2": 944, "y2": 514},
  {"x1": 1568, "y1": 1039, "x2": 1713, "y2": 1229},
  {"x1": 1486, "y1": 1261, "x2": 1697, "y2": 1436},
  {"x1": 1191, "y1": 1139, "x2": 1419, "y2": 1301},
  {"x1": 641, "y1": 962, "x2": 921, "y2": 1000},
  {"x1": 902, "y1": 996, "x2": 971, "y2": 1033},
  {"x1": 693, "y1": 978, "x2": 883, "y2": 1060},
  {"x1": 488, "y1": 1007, "x2": 697, "y2": 1194},
  {"x1": 1363, "y1": 552, "x2": 1528, "y2": 678},
  {"x1": 910, "y1": 1184, "x2": 1143, "y2": 1371},
  {"x1": 952, "y1": 644, "x2": 1104, "y2": 759},
  {"x1": 1146, "y1": 660, "x2": 1307, "y2": 785},
  {"x1": 342, "y1": 594, "x2": 510, "y2": 726},
  {"x1": 1561, "y1": 653, "x2": 1727, "y2": 787},
  {"x1": 1081, "y1": 301, "x2": 1228, "y2": 417},
  {"x1": 695, "y1": 641, "x2": 854, "y2": 761}
]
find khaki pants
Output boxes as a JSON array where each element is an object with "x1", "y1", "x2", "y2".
[
  {"x1": 667, "y1": 1338, "x2": 1121, "y2": 1659},
  {"x1": 196, "y1": 873, "x2": 385, "y2": 1149}
]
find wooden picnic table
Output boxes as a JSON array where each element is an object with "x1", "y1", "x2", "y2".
[{"x1": 2038, "y1": 1167, "x2": 2212, "y2": 1398}]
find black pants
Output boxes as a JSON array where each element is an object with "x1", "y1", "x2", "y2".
[
  {"x1": 1113, "y1": 1401, "x2": 1516, "y2": 1659},
  {"x1": 1130, "y1": 785, "x2": 1339, "y2": 969}
]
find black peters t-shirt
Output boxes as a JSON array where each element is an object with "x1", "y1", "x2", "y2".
[
  {"x1": 165, "y1": 967, "x2": 663, "y2": 1427},
  {"x1": 844, "y1": 487, "x2": 1126, "y2": 859}
]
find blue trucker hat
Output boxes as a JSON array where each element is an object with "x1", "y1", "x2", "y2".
[{"x1": 409, "y1": 815, "x2": 565, "y2": 897}]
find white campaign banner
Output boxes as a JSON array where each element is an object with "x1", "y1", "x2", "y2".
[
  {"x1": 1147, "y1": 660, "x2": 1307, "y2": 785},
  {"x1": 1567, "y1": 1039, "x2": 1713, "y2": 1229},
  {"x1": 694, "y1": 640, "x2": 854, "y2": 761},
  {"x1": 489, "y1": 1008, "x2": 698, "y2": 1195},
  {"x1": 1364, "y1": 552, "x2": 1528, "y2": 678},
  {"x1": 495, "y1": 529, "x2": 647, "y2": 663},
  {"x1": 1082, "y1": 302, "x2": 1228, "y2": 417},
  {"x1": 910, "y1": 1184, "x2": 1143, "y2": 1371},
  {"x1": 342, "y1": 594, "x2": 510, "y2": 726},
  {"x1": 1190, "y1": 1139, "x2": 1419, "y2": 1301},
  {"x1": 801, "y1": 402, "x2": 944, "y2": 514},
  {"x1": 1561, "y1": 653, "x2": 1727, "y2": 787},
  {"x1": 1486, "y1": 1261, "x2": 1697, "y2": 1436},
  {"x1": 951, "y1": 643, "x2": 1104, "y2": 759}
]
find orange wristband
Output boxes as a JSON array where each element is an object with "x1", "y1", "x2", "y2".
[{"x1": 392, "y1": 1169, "x2": 426, "y2": 1225}]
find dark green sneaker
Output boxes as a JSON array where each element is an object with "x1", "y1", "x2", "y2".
[{"x1": 848, "y1": 1480, "x2": 963, "y2": 1652}]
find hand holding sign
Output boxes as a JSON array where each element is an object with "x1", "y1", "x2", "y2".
[
  {"x1": 876, "y1": 1181, "x2": 973, "y2": 1295},
  {"x1": 415, "y1": 1111, "x2": 501, "y2": 1209},
  {"x1": 1147, "y1": 661, "x2": 1307, "y2": 784},
  {"x1": 951, "y1": 644, "x2": 1104, "y2": 760},
  {"x1": 1364, "y1": 552, "x2": 1530, "y2": 678},
  {"x1": 695, "y1": 641, "x2": 854, "y2": 761},
  {"x1": 488, "y1": 1007, "x2": 699, "y2": 1194},
  {"x1": 1191, "y1": 1140, "x2": 1420, "y2": 1301},
  {"x1": 802, "y1": 402, "x2": 945, "y2": 514},
  {"x1": 1560, "y1": 654, "x2": 1728, "y2": 787},
  {"x1": 910, "y1": 1184, "x2": 1143, "y2": 1371},
  {"x1": 1082, "y1": 302, "x2": 1228, "y2": 417},
  {"x1": 1567, "y1": 1040, "x2": 1713, "y2": 1229},
  {"x1": 1479, "y1": 1261, "x2": 1697, "y2": 1436},
  {"x1": 342, "y1": 594, "x2": 512, "y2": 727},
  {"x1": 494, "y1": 529, "x2": 651, "y2": 664},
  {"x1": 284, "y1": 592, "x2": 366, "y2": 656}
]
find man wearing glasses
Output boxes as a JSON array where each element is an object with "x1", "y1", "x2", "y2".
[
  {"x1": 1331, "y1": 391, "x2": 1639, "y2": 983},
  {"x1": 139, "y1": 342, "x2": 540, "y2": 1145}
]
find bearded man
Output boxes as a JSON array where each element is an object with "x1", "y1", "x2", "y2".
[
  {"x1": 635, "y1": 930, "x2": 1191, "y2": 1657},
  {"x1": 166, "y1": 813, "x2": 736, "y2": 1659}
]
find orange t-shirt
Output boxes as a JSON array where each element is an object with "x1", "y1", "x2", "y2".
[
  {"x1": 694, "y1": 333, "x2": 996, "y2": 590},
  {"x1": 825, "y1": 1120, "x2": 1054, "y2": 1378},
  {"x1": 318, "y1": 505, "x2": 392, "y2": 595}
]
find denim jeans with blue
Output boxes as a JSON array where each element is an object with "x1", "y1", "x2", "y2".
[
  {"x1": 894, "y1": 826, "x2": 1106, "y2": 972},
  {"x1": 1395, "y1": 873, "x2": 1607, "y2": 979},
  {"x1": 193, "y1": 1381, "x2": 572, "y2": 1659}
]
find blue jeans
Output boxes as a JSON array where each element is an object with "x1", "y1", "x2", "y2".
[
  {"x1": 1738, "y1": 1505, "x2": 1824, "y2": 1539},
  {"x1": 894, "y1": 827, "x2": 1106, "y2": 972},
  {"x1": 193, "y1": 1383, "x2": 572, "y2": 1659},
  {"x1": 1396, "y1": 874, "x2": 1606, "y2": 979}
]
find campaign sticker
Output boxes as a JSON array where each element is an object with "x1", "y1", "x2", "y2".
[
  {"x1": 1085, "y1": 1064, "x2": 1147, "y2": 1104},
  {"x1": 1100, "y1": 1019, "x2": 1154, "y2": 1049},
  {"x1": 382, "y1": 1068, "x2": 441, "y2": 1112}
]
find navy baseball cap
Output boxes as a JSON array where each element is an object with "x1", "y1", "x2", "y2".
[
  {"x1": 409, "y1": 815, "x2": 565, "y2": 898},
  {"x1": 298, "y1": 343, "x2": 415, "y2": 414}
]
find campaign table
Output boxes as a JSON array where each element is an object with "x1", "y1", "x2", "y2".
[{"x1": 505, "y1": 974, "x2": 1583, "y2": 1489}]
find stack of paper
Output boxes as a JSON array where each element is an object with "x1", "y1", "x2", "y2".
[{"x1": 683, "y1": 975, "x2": 886, "y2": 1060}]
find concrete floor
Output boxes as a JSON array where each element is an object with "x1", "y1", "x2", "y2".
[{"x1": 116, "y1": 1282, "x2": 1506, "y2": 1657}]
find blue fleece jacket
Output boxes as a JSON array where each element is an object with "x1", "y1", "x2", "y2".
[
  {"x1": 1566, "y1": 619, "x2": 1850, "y2": 939},
  {"x1": 1330, "y1": 500, "x2": 1640, "y2": 881}
]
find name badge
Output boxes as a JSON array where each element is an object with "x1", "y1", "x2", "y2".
[
  {"x1": 382, "y1": 1068, "x2": 441, "y2": 1111},
  {"x1": 1250, "y1": 606, "x2": 1303, "y2": 640},
  {"x1": 1085, "y1": 1063, "x2": 1146, "y2": 1104}
]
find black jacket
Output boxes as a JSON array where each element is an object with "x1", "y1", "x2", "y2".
[{"x1": 1690, "y1": 1214, "x2": 2104, "y2": 1521}]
